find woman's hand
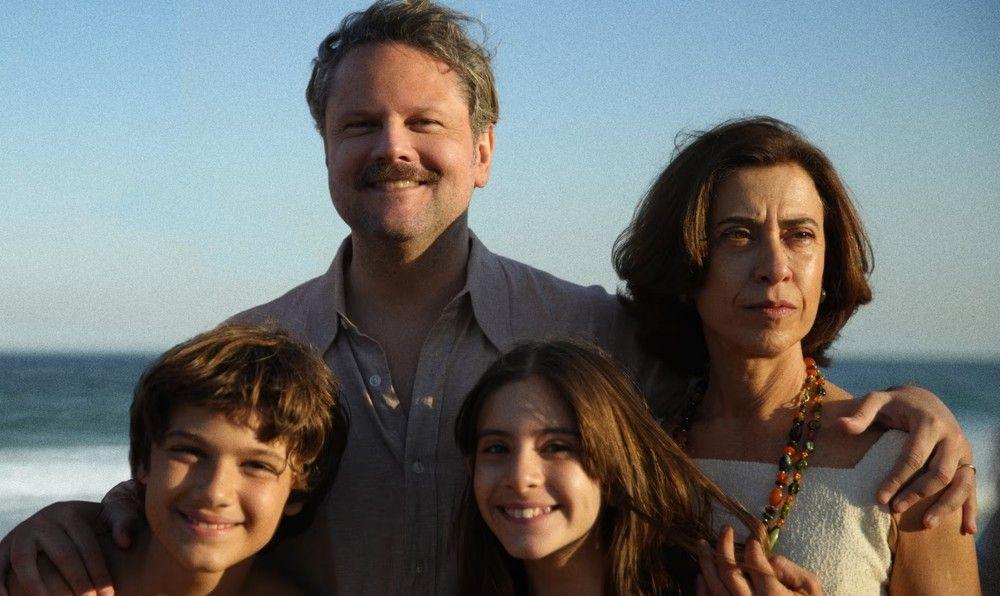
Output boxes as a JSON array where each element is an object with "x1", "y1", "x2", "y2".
[
  {"x1": 696, "y1": 526, "x2": 822, "y2": 596},
  {"x1": 0, "y1": 480, "x2": 142, "y2": 596},
  {"x1": 837, "y1": 385, "x2": 977, "y2": 533}
]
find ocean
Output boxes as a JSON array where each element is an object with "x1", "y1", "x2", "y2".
[{"x1": 1, "y1": 354, "x2": 997, "y2": 544}]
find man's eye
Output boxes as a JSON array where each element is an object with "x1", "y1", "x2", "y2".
[{"x1": 786, "y1": 229, "x2": 816, "y2": 242}]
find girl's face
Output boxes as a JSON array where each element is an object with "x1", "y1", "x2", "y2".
[{"x1": 473, "y1": 375, "x2": 602, "y2": 562}]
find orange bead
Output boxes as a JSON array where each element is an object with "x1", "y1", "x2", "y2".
[
  {"x1": 784, "y1": 446, "x2": 796, "y2": 456},
  {"x1": 786, "y1": 495, "x2": 796, "y2": 505},
  {"x1": 800, "y1": 450, "x2": 809, "y2": 459},
  {"x1": 777, "y1": 472, "x2": 788, "y2": 484},
  {"x1": 769, "y1": 487, "x2": 784, "y2": 507},
  {"x1": 804, "y1": 357, "x2": 816, "y2": 367},
  {"x1": 776, "y1": 518, "x2": 786, "y2": 527},
  {"x1": 793, "y1": 472, "x2": 802, "y2": 481}
]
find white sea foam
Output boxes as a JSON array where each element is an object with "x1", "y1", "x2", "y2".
[{"x1": 0, "y1": 444, "x2": 131, "y2": 536}]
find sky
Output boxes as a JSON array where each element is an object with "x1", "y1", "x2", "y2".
[{"x1": 2, "y1": 0, "x2": 998, "y2": 358}]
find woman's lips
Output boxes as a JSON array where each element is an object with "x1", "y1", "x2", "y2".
[{"x1": 744, "y1": 301, "x2": 797, "y2": 319}]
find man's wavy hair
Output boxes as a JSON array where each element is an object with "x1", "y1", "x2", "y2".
[
  {"x1": 614, "y1": 117, "x2": 873, "y2": 382},
  {"x1": 129, "y1": 323, "x2": 347, "y2": 538},
  {"x1": 306, "y1": 0, "x2": 499, "y2": 137},
  {"x1": 454, "y1": 340, "x2": 762, "y2": 596}
]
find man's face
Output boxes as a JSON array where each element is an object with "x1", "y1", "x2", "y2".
[{"x1": 323, "y1": 43, "x2": 494, "y2": 248}]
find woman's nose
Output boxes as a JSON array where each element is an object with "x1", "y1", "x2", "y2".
[{"x1": 756, "y1": 236, "x2": 792, "y2": 284}]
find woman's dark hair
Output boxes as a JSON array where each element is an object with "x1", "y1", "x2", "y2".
[
  {"x1": 454, "y1": 339, "x2": 761, "y2": 596},
  {"x1": 613, "y1": 116, "x2": 873, "y2": 379}
]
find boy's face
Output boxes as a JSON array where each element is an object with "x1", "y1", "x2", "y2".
[{"x1": 139, "y1": 404, "x2": 302, "y2": 574}]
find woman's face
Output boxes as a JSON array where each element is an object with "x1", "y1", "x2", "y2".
[
  {"x1": 695, "y1": 163, "x2": 826, "y2": 360},
  {"x1": 473, "y1": 375, "x2": 602, "y2": 562}
]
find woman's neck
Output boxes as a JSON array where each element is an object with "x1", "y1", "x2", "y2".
[
  {"x1": 701, "y1": 343, "x2": 808, "y2": 421},
  {"x1": 523, "y1": 534, "x2": 606, "y2": 596},
  {"x1": 113, "y1": 530, "x2": 253, "y2": 596}
]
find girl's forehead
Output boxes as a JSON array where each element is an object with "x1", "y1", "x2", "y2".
[{"x1": 478, "y1": 376, "x2": 577, "y2": 431}]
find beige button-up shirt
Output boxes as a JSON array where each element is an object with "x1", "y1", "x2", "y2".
[{"x1": 234, "y1": 234, "x2": 682, "y2": 595}]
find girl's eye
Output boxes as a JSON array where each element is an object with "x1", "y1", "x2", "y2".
[
  {"x1": 541, "y1": 440, "x2": 578, "y2": 455},
  {"x1": 479, "y1": 442, "x2": 508, "y2": 455}
]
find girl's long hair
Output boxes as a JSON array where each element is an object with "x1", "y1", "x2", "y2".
[{"x1": 454, "y1": 339, "x2": 762, "y2": 596}]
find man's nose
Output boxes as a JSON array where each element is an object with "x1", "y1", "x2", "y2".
[
  {"x1": 372, "y1": 120, "x2": 415, "y2": 162},
  {"x1": 756, "y1": 236, "x2": 792, "y2": 284}
]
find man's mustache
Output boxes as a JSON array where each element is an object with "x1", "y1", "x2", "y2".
[{"x1": 356, "y1": 162, "x2": 441, "y2": 189}]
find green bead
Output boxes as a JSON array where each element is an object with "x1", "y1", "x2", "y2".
[
  {"x1": 789, "y1": 482, "x2": 801, "y2": 495},
  {"x1": 779, "y1": 454, "x2": 793, "y2": 471},
  {"x1": 767, "y1": 527, "x2": 781, "y2": 550},
  {"x1": 805, "y1": 440, "x2": 815, "y2": 452},
  {"x1": 796, "y1": 459, "x2": 809, "y2": 471},
  {"x1": 780, "y1": 502, "x2": 792, "y2": 517}
]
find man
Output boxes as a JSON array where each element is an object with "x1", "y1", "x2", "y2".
[{"x1": 0, "y1": 2, "x2": 977, "y2": 595}]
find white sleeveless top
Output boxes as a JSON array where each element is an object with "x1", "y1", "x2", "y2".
[{"x1": 695, "y1": 430, "x2": 905, "y2": 595}]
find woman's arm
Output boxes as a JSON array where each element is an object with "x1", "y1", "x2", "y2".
[{"x1": 889, "y1": 486, "x2": 980, "y2": 595}]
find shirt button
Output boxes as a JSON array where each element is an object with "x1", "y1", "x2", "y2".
[
  {"x1": 368, "y1": 374, "x2": 381, "y2": 387},
  {"x1": 412, "y1": 460, "x2": 424, "y2": 474}
]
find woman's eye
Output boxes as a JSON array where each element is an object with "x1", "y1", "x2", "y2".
[
  {"x1": 786, "y1": 229, "x2": 817, "y2": 244},
  {"x1": 720, "y1": 228, "x2": 752, "y2": 243}
]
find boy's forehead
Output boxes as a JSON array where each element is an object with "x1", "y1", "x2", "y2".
[{"x1": 163, "y1": 403, "x2": 288, "y2": 454}]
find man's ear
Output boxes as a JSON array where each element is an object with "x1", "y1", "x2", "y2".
[
  {"x1": 136, "y1": 464, "x2": 149, "y2": 485},
  {"x1": 473, "y1": 125, "x2": 495, "y2": 188}
]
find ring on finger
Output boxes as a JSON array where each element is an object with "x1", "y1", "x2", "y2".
[{"x1": 957, "y1": 462, "x2": 977, "y2": 475}]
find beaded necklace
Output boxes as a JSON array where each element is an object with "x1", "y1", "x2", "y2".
[{"x1": 672, "y1": 357, "x2": 826, "y2": 550}]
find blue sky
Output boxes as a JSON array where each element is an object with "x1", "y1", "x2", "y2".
[{"x1": 2, "y1": 1, "x2": 998, "y2": 357}]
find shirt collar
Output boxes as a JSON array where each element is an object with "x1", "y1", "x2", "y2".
[
  {"x1": 465, "y1": 231, "x2": 514, "y2": 351},
  {"x1": 313, "y1": 232, "x2": 513, "y2": 352}
]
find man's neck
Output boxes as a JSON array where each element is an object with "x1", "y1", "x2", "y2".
[{"x1": 346, "y1": 220, "x2": 471, "y2": 316}]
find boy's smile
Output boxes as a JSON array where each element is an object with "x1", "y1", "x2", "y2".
[{"x1": 140, "y1": 405, "x2": 303, "y2": 576}]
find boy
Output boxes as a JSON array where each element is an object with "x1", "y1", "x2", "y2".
[{"x1": 9, "y1": 323, "x2": 346, "y2": 595}]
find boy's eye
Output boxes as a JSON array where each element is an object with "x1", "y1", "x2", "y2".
[
  {"x1": 242, "y1": 460, "x2": 280, "y2": 477},
  {"x1": 166, "y1": 445, "x2": 202, "y2": 463}
]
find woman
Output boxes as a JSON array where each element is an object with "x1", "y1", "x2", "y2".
[
  {"x1": 454, "y1": 339, "x2": 821, "y2": 596},
  {"x1": 613, "y1": 116, "x2": 979, "y2": 594}
]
